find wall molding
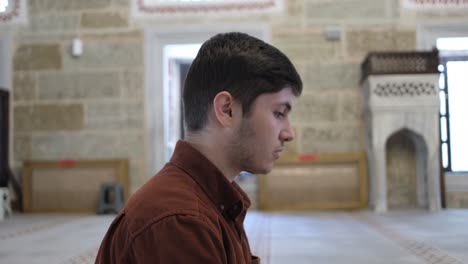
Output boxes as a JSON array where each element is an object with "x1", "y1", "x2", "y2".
[
  {"x1": 132, "y1": 0, "x2": 283, "y2": 18},
  {"x1": 0, "y1": 0, "x2": 27, "y2": 26}
]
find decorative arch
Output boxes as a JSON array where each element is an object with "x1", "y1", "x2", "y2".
[{"x1": 385, "y1": 128, "x2": 429, "y2": 209}]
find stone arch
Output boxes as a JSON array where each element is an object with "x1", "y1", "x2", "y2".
[{"x1": 385, "y1": 128, "x2": 429, "y2": 209}]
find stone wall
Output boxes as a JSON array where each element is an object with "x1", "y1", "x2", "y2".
[
  {"x1": 445, "y1": 174, "x2": 468, "y2": 208},
  {"x1": 12, "y1": 0, "x2": 145, "y2": 193},
  {"x1": 9, "y1": 0, "x2": 468, "y2": 198}
]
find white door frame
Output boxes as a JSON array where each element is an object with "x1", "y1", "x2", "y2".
[
  {"x1": 0, "y1": 31, "x2": 13, "y2": 171},
  {"x1": 144, "y1": 24, "x2": 270, "y2": 177},
  {"x1": 417, "y1": 23, "x2": 468, "y2": 50},
  {"x1": 0, "y1": 31, "x2": 12, "y2": 91}
]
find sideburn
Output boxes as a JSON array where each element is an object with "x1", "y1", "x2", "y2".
[{"x1": 229, "y1": 117, "x2": 257, "y2": 173}]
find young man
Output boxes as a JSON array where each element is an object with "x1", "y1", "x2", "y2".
[{"x1": 96, "y1": 32, "x2": 302, "y2": 264}]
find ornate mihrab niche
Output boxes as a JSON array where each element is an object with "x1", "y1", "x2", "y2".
[{"x1": 361, "y1": 50, "x2": 442, "y2": 212}]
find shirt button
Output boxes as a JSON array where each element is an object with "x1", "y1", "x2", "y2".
[{"x1": 220, "y1": 204, "x2": 225, "y2": 210}]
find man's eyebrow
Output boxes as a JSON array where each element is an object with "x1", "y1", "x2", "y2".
[{"x1": 278, "y1": 102, "x2": 291, "y2": 112}]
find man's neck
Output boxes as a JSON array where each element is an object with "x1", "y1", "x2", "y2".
[{"x1": 184, "y1": 131, "x2": 239, "y2": 182}]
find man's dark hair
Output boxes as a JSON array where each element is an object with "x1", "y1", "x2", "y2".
[{"x1": 183, "y1": 32, "x2": 303, "y2": 132}]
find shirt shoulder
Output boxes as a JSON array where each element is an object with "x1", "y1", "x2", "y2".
[
  {"x1": 120, "y1": 213, "x2": 226, "y2": 263},
  {"x1": 122, "y1": 163, "x2": 220, "y2": 238}
]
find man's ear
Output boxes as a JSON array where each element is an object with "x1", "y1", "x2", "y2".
[{"x1": 213, "y1": 91, "x2": 235, "y2": 127}]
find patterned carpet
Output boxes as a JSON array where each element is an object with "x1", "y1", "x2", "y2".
[{"x1": 0, "y1": 210, "x2": 467, "y2": 264}]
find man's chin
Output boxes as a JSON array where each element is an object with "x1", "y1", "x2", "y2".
[{"x1": 250, "y1": 165, "x2": 274, "y2": 175}]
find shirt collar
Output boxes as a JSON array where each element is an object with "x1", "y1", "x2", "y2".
[{"x1": 169, "y1": 140, "x2": 250, "y2": 220}]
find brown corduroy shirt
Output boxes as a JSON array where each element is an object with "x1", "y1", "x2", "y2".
[{"x1": 95, "y1": 140, "x2": 260, "y2": 264}]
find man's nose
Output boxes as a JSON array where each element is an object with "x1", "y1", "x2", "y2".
[{"x1": 280, "y1": 125, "x2": 295, "y2": 142}]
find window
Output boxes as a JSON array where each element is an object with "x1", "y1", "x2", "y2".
[
  {"x1": 0, "y1": 0, "x2": 8, "y2": 13},
  {"x1": 437, "y1": 37, "x2": 468, "y2": 172}
]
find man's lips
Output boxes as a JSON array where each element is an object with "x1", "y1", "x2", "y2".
[{"x1": 273, "y1": 148, "x2": 284, "y2": 159}]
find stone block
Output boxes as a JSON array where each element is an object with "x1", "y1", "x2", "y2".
[
  {"x1": 347, "y1": 28, "x2": 416, "y2": 57},
  {"x1": 287, "y1": 0, "x2": 304, "y2": 17},
  {"x1": 13, "y1": 44, "x2": 62, "y2": 71},
  {"x1": 30, "y1": 134, "x2": 68, "y2": 159},
  {"x1": 13, "y1": 135, "x2": 31, "y2": 161},
  {"x1": 291, "y1": 94, "x2": 339, "y2": 123},
  {"x1": 38, "y1": 72, "x2": 120, "y2": 99},
  {"x1": 113, "y1": 0, "x2": 130, "y2": 8},
  {"x1": 15, "y1": 33, "x2": 76, "y2": 44},
  {"x1": 86, "y1": 102, "x2": 144, "y2": 129},
  {"x1": 446, "y1": 192, "x2": 468, "y2": 208},
  {"x1": 82, "y1": 31, "x2": 143, "y2": 42},
  {"x1": 273, "y1": 29, "x2": 336, "y2": 48},
  {"x1": 81, "y1": 12, "x2": 128, "y2": 28},
  {"x1": 122, "y1": 71, "x2": 144, "y2": 99},
  {"x1": 116, "y1": 133, "x2": 145, "y2": 160},
  {"x1": 28, "y1": 15, "x2": 80, "y2": 32},
  {"x1": 14, "y1": 104, "x2": 84, "y2": 132},
  {"x1": 394, "y1": 30, "x2": 417, "y2": 51},
  {"x1": 303, "y1": 63, "x2": 360, "y2": 91},
  {"x1": 301, "y1": 123, "x2": 363, "y2": 153},
  {"x1": 269, "y1": 0, "x2": 303, "y2": 27},
  {"x1": 30, "y1": 133, "x2": 120, "y2": 159},
  {"x1": 129, "y1": 160, "x2": 145, "y2": 190},
  {"x1": 272, "y1": 29, "x2": 341, "y2": 63},
  {"x1": 305, "y1": 0, "x2": 386, "y2": 20},
  {"x1": 284, "y1": 139, "x2": 299, "y2": 154},
  {"x1": 339, "y1": 92, "x2": 363, "y2": 121},
  {"x1": 63, "y1": 42, "x2": 143, "y2": 69},
  {"x1": 30, "y1": 0, "x2": 111, "y2": 13},
  {"x1": 13, "y1": 73, "x2": 36, "y2": 101}
]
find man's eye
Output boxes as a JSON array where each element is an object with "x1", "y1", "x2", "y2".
[{"x1": 274, "y1": 112, "x2": 285, "y2": 119}]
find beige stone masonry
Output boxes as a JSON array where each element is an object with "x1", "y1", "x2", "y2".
[
  {"x1": 28, "y1": 15, "x2": 80, "y2": 33},
  {"x1": 81, "y1": 12, "x2": 128, "y2": 29},
  {"x1": 29, "y1": 132, "x2": 119, "y2": 160},
  {"x1": 30, "y1": 0, "x2": 112, "y2": 14},
  {"x1": 305, "y1": 0, "x2": 387, "y2": 20},
  {"x1": 82, "y1": 31, "x2": 143, "y2": 41},
  {"x1": 303, "y1": 63, "x2": 360, "y2": 91},
  {"x1": 13, "y1": 73, "x2": 36, "y2": 101},
  {"x1": 339, "y1": 91, "x2": 362, "y2": 121},
  {"x1": 292, "y1": 94, "x2": 340, "y2": 123},
  {"x1": 128, "y1": 160, "x2": 146, "y2": 193},
  {"x1": 121, "y1": 71, "x2": 144, "y2": 99},
  {"x1": 13, "y1": 135, "x2": 31, "y2": 161},
  {"x1": 347, "y1": 28, "x2": 416, "y2": 58},
  {"x1": 272, "y1": 28, "x2": 341, "y2": 64},
  {"x1": 15, "y1": 34, "x2": 77, "y2": 45},
  {"x1": 38, "y1": 72, "x2": 120, "y2": 100},
  {"x1": 301, "y1": 123, "x2": 363, "y2": 153},
  {"x1": 62, "y1": 42, "x2": 143, "y2": 69},
  {"x1": 19, "y1": 132, "x2": 144, "y2": 161},
  {"x1": 14, "y1": 104, "x2": 84, "y2": 132},
  {"x1": 116, "y1": 133, "x2": 145, "y2": 160},
  {"x1": 86, "y1": 102, "x2": 144, "y2": 130},
  {"x1": 283, "y1": 126, "x2": 300, "y2": 154},
  {"x1": 446, "y1": 192, "x2": 468, "y2": 208},
  {"x1": 113, "y1": 0, "x2": 130, "y2": 8},
  {"x1": 13, "y1": 44, "x2": 62, "y2": 71}
]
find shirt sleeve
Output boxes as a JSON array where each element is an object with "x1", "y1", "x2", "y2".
[{"x1": 122, "y1": 214, "x2": 227, "y2": 264}]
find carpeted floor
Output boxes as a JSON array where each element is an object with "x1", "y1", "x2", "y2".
[{"x1": 0, "y1": 210, "x2": 467, "y2": 264}]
